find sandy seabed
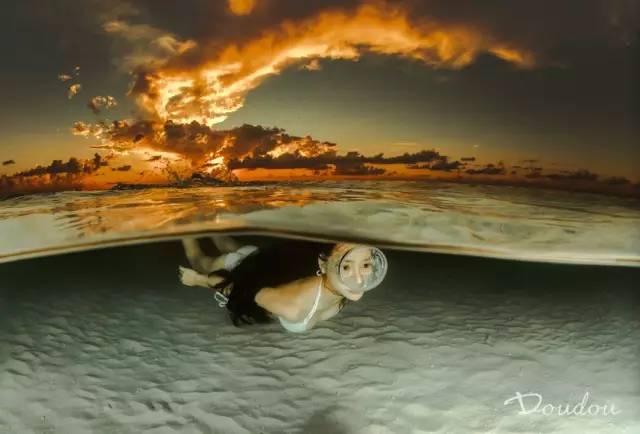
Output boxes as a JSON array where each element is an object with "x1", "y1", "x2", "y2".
[{"x1": 0, "y1": 240, "x2": 638, "y2": 433}]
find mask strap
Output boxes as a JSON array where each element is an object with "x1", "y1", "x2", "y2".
[{"x1": 214, "y1": 291, "x2": 229, "y2": 308}]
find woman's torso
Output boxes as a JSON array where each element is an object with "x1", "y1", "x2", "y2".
[{"x1": 275, "y1": 276, "x2": 344, "y2": 332}]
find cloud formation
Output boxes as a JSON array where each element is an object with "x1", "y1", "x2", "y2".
[
  {"x1": 226, "y1": 147, "x2": 456, "y2": 177},
  {"x1": 68, "y1": 83, "x2": 82, "y2": 99},
  {"x1": 114, "y1": 1, "x2": 535, "y2": 127},
  {"x1": 103, "y1": 19, "x2": 196, "y2": 72},
  {"x1": 228, "y1": 0, "x2": 257, "y2": 16},
  {"x1": 0, "y1": 153, "x2": 111, "y2": 197},
  {"x1": 32, "y1": 0, "x2": 635, "y2": 195},
  {"x1": 546, "y1": 169, "x2": 598, "y2": 181},
  {"x1": 15, "y1": 153, "x2": 107, "y2": 177},
  {"x1": 74, "y1": 119, "x2": 339, "y2": 172},
  {"x1": 465, "y1": 163, "x2": 507, "y2": 175},
  {"x1": 88, "y1": 95, "x2": 118, "y2": 114}
]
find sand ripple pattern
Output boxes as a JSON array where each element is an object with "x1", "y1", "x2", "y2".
[{"x1": 0, "y1": 245, "x2": 638, "y2": 433}]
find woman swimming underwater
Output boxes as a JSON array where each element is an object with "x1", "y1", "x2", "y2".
[{"x1": 179, "y1": 236, "x2": 388, "y2": 332}]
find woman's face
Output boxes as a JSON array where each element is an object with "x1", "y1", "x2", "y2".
[{"x1": 323, "y1": 243, "x2": 386, "y2": 301}]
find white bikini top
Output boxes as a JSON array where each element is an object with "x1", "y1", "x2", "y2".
[{"x1": 278, "y1": 279, "x2": 323, "y2": 333}]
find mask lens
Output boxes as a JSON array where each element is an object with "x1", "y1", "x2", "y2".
[{"x1": 338, "y1": 247, "x2": 387, "y2": 291}]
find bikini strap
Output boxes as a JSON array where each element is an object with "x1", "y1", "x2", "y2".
[{"x1": 302, "y1": 279, "x2": 323, "y2": 326}]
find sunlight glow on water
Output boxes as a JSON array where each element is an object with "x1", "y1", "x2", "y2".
[{"x1": 1, "y1": 181, "x2": 639, "y2": 265}]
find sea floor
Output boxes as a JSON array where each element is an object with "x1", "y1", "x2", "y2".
[{"x1": 0, "y1": 239, "x2": 638, "y2": 433}]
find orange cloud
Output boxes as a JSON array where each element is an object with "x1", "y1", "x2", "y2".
[
  {"x1": 228, "y1": 0, "x2": 257, "y2": 16},
  {"x1": 67, "y1": 83, "x2": 82, "y2": 99},
  {"x1": 88, "y1": 95, "x2": 118, "y2": 114},
  {"x1": 122, "y1": 2, "x2": 534, "y2": 126}
]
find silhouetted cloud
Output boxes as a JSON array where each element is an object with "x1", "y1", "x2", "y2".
[
  {"x1": 602, "y1": 176, "x2": 631, "y2": 185},
  {"x1": 333, "y1": 161, "x2": 385, "y2": 176},
  {"x1": 525, "y1": 168, "x2": 543, "y2": 179},
  {"x1": 546, "y1": 169, "x2": 598, "y2": 181},
  {"x1": 228, "y1": 148, "x2": 450, "y2": 172},
  {"x1": 466, "y1": 163, "x2": 506, "y2": 175},
  {"x1": 2, "y1": 160, "x2": 15, "y2": 166},
  {"x1": 429, "y1": 160, "x2": 464, "y2": 171},
  {"x1": 16, "y1": 153, "x2": 107, "y2": 177},
  {"x1": 0, "y1": 153, "x2": 110, "y2": 197}
]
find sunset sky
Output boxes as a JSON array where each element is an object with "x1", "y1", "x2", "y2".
[{"x1": 1, "y1": 0, "x2": 639, "y2": 194}]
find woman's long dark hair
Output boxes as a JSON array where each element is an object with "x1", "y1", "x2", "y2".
[{"x1": 208, "y1": 240, "x2": 335, "y2": 326}]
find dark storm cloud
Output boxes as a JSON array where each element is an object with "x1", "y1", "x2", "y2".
[
  {"x1": 2, "y1": 160, "x2": 15, "y2": 166},
  {"x1": 460, "y1": 157, "x2": 476, "y2": 162}
]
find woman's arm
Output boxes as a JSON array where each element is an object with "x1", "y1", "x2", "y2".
[{"x1": 254, "y1": 285, "x2": 306, "y2": 322}]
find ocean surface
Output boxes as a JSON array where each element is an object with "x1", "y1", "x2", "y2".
[{"x1": 1, "y1": 180, "x2": 639, "y2": 265}]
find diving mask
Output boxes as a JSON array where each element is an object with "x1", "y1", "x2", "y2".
[{"x1": 323, "y1": 246, "x2": 388, "y2": 292}]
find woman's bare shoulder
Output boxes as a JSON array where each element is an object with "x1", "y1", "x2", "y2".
[{"x1": 255, "y1": 276, "x2": 317, "y2": 321}]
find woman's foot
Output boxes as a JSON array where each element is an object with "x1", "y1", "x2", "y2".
[{"x1": 179, "y1": 266, "x2": 206, "y2": 286}]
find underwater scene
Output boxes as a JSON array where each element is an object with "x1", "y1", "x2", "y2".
[
  {"x1": 1, "y1": 181, "x2": 639, "y2": 433},
  {"x1": 1, "y1": 0, "x2": 639, "y2": 432}
]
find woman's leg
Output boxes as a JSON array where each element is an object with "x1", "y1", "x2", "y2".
[
  {"x1": 211, "y1": 235, "x2": 243, "y2": 254},
  {"x1": 181, "y1": 237, "x2": 227, "y2": 275}
]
